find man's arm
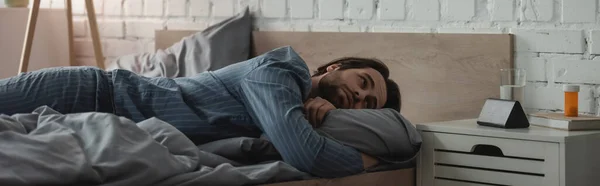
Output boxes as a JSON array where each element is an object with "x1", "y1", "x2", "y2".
[
  {"x1": 239, "y1": 61, "x2": 366, "y2": 178},
  {"x1": 304, "y1": 97, "x2": 380, "y2": 170}
]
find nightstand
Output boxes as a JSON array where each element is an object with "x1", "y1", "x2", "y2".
[{"x1": 415, "y1": 119, "x2": 600, "y2": 186}]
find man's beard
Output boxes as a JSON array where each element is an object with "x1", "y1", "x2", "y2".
[{"x1": 318, "y1": 73, "x2": 344, "y2": 108}]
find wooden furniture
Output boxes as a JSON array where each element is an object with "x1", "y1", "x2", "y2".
[
  {"x1": 416, "y1": 119, "x2": 600, "y2": 186},
  {"x1": 18, "y1": 0, "x2": 104, "y2": 74}
]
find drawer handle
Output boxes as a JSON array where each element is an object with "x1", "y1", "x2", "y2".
[{"x1": 471, "y1": 144, "x2": 504, "y2": 157}]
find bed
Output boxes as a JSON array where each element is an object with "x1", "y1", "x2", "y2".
[
  {"x1": 0, "y1": 31, "x2": 512, "y2": 186},
  {"x1": 154, "y1": 30, "x2": 513, "y2": 186}
]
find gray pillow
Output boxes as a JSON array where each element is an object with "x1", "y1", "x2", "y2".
[
  {"x1": 107, "y1": 7, "x2": 253, "y2": 78},
  {"x1": 200, "y1": 108, "x2": 422, "y2": 171},
  {"x1": 316, "y1": 108, "x2": 422, "y2": 169}
]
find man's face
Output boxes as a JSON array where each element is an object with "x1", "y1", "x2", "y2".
[{"x1": 318, "y1": 65, "x2": 387, "y2": 109}]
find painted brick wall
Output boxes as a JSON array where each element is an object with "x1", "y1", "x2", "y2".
[{"x1": 33, "y1": 0, "x2": 600, "y2": 115}]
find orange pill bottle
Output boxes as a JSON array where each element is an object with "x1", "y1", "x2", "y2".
[{"x1": 563, "y1": 85, "x2": 580, "y2": 117}]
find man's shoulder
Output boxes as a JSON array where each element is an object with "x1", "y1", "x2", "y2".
[
  {"x1": 254, "y1": 46, "x2": 311, "y2": 74},
  {"x1": 247, "y1": 46, "x2": 312, "y2": 97}
]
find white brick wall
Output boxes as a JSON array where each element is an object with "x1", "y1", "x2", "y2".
[
  {"x1": 167, "y1": 0, "x2": 187, "y2": 16},
  {"x1": 319, "y1": 0, "x2": 344, "y2": 20},
  {"x1": 510, "y1": 29, "x2": 585, "y2": 53},
  {"x1": 189, "y1": 0, "x2": 210, "y2": 17},
  {"x1": 490, "y1": 0, "x2": 513, "y2": 21},
  {"x1": 562, "y1": 0, "x2": 596, "y2": 23},
  {"x1": 144, "y1": 0, "x2": 164, "y2": 16},
  {"x1": 371, "y1": 26, "x2": 432, "y2": 33},
  {"x1": 590, "y1": 30, "x2": 600, "y2": 54},
  {"x1": 410, "y1": 0, "x2": 440, "y2": 21},
  {"x1": 71, "y1": 1, "x2": 86, "y2": 14},
  {"x1": 257, "y1": 22, "x2": 293, "y2": 31},
  {"x1": 339, "y1": 25, "x2": 364, "y2": 32},
  {"x1": 437, "y1": 27, "x2": 503, "y2": 34},
  {"x1": 552, "y1": 60, "x2": 600, "y2": 84},
  {"x1": 262, "y1": 0, "x2": 286, "y2": 18},
  {"x1": 521, "y1": 0, "x2": 553, "y2": 21},
  {"x1": 103, "y1": 39, "x2": 141, "y2": 57},
  {"x1": 103, "y1": 0, "x2": 122, "y2": 16},
  {"x1": 443, "y1": 0, "x2": 475, "y2": 21},
  {"x1": 125, "y1": 0, "x2": 143, "y2": 16},
  {"x1": 125, "y1": 21, "x2": 164, "y2": 38},
  {"x1": 97, "y1": 20, "x2": 124, "y2": 38},
  {"x1": 379, "y1": 0, "x2": 405, "y2": 20},
  {"x1": 289, "y1": 0, "x2": 313, "y2": 19},
  {"x1": 515, "y1": 57, "x2": 546, "y2": 82},
  {"x1": 347, "y1": 0, "x2": 374, "y2": 20},
  {"x1": 92, "y1": 0, "x2": 104, "y2": 15},
  {"x1": 38, "y1": 0, "x2": 600, "y2": 115},
  {"x1": 213, "y1": 0, "x2": 235, "y2": 17},
  {"x1": 167, "y1": 21, "x2": 207, "y2": 30}
]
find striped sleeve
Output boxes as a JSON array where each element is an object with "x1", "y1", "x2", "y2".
[{"x1": 239, "y1": 59, "x2": 364, "y2": 178}]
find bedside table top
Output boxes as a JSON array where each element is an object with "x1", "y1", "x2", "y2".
[{"x1": 416, "y1": 119, "x2": 600, "y2": 142}]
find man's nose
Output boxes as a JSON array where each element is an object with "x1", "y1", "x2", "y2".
[{"x1": 353, "y1": 90, "x2": 366, "y2": 101}]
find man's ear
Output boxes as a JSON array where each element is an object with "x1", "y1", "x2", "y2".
[{"x1": 326, "y1": 64, "x2": 340, "y2": 72}]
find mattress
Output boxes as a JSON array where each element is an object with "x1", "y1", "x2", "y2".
[{"x1": 260, "y1": 168, "x2": 415, "y2": 186}]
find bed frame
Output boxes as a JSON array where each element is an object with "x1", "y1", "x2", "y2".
[{"x1": 155, "y1": 30, "x2": 513, "y2": 186}]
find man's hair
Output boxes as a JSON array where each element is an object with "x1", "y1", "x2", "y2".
[{"x1": 312, "y1": 57, "x2": 402, "y2": 112}]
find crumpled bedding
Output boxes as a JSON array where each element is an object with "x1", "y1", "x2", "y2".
[
  {"x1": 0, "y1": 106, "x2": 420, "y2": 186},
  {"x1": 0, "y1": 106, "x2": 309, "y2": 186}
]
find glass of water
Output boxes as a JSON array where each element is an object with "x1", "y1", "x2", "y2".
[{"x1": 500, "y1": 68, "x2": 526, "y2": 104}]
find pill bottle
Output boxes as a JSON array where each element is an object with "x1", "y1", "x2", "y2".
[{"x1": 563, "y1": 85, "x2": 580, "y2": 117}]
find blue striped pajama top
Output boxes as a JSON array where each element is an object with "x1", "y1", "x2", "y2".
[{"x1": 0, "y1": 46, "x2": 364, "y2": 178}]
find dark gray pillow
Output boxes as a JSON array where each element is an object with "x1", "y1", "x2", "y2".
[
  {"x1": 107, "y1": 7, "x2": 253, "y2": 78},
  {"x1": 316, "y1": 108, "x2": 422, "y2": 168}
]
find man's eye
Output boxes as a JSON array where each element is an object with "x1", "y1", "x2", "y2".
[{"x1": 361, "y1": 77, "x2": 367, "y2": 88}]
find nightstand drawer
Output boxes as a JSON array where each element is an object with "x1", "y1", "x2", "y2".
[
  {"x1": 435, "y1": 151, "x2": 544, "y2": 174},
  {"x1": 435, "y1": 178, "x2": 497, "y2": 186},
  {"x1": 433, "y1": 133, "x2": 556, "y2": 160},
  {"x1": 427, "y1": 132, "x2": 559, "y2": 186},
  {"x1": 434, "y1": 165, "x2": 545, "y2": 185}
]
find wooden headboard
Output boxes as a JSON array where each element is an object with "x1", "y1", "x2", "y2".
[{"x1": 155, "y1": 30, "x2": 513, "y2": 124}]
